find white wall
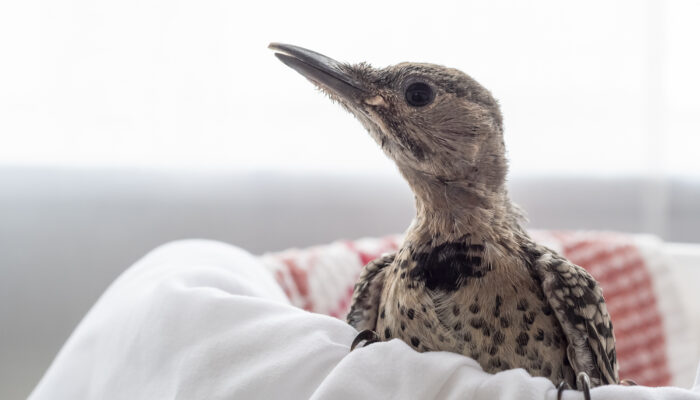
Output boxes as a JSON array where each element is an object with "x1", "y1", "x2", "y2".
[{"x1": 1, "y1": 0, "x2": 699, "y2": 176}]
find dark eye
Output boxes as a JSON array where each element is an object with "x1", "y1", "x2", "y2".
[{"x1": 405, "y1": 82, "x2": 434, "y2": 107}]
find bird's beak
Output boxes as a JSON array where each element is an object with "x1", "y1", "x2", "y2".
[{"x1": 269, "y1": 43, "x2": 368, "y2": 102}]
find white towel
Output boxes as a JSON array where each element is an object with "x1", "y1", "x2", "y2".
[{"x1": 30, "y1": 240, "x2": 700, "y2": 399}]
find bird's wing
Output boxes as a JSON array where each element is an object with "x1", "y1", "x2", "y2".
[
  {"x1": 531, "y1": 249, "x2": 619, "y2": 387},
  {"x1": 347, "y1": 253, "x2": 395, "y2": 331}
]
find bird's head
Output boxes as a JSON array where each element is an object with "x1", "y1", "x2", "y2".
[{"x1": 270, "y1": 43, "x2": 507, "y2": 190}]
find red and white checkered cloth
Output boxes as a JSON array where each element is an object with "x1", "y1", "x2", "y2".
[{"x1": 260, "y1": 231, "x2": 688, "y2": 387}]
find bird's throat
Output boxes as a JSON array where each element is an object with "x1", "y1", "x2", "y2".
[{"x1": 404, "y1": 172, "x2": 519, "y2": 243}]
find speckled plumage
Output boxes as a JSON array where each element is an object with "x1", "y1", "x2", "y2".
[
  {"x1": 270, "y1": 43, "x2": 619, "y2": 389},
  {"x1": 349, "y1": 230, "x2": 618, "y2": 387}
]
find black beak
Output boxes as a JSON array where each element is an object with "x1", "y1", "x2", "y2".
[{"x1": 269, "y1": 43, "x2": 368, "y2": 101}]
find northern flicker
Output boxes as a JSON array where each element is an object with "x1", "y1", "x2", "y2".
[{"x1": 269, "y1": 43, "x2": 620, "y2": 394}]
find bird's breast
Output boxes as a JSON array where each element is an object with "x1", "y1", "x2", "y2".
[{"x1": 375, "y1": 248, "x2": 572, "y2": 385}]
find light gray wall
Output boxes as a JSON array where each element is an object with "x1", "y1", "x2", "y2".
[{"x1": 1, "y1": 167, "x2": 699, "y2": 399}]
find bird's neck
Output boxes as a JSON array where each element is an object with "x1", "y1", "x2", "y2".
[{"x1": 402, "y1": 171, "x2": 525, "y2": 244}]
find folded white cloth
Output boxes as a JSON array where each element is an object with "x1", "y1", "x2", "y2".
[{"x1": 30, "y1": 240, "x2": 700, "y2": 399}]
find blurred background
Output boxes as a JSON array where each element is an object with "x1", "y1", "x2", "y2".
[{"x1": 1, "y1": 0, "x2": 699, "y2": 398}]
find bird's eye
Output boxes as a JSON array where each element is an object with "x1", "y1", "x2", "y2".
[{"x1": 405, "y1": 82, "x2": 434, "y2": 107}]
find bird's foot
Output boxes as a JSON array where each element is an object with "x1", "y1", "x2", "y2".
[
  {"x1": 350, "y1": 329, "x2": 380, "y2": 351},
  {"x1": 556, "y1": 372, "x2": 591, "y2": 400},
  {"x1": 576, "y1": 372, "x2": 592, "y2": 400},
  {"x1": 556, "y1": 381, "x2": 571, "y2": 400}
]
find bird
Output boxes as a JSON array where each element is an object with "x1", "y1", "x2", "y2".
[{"x1": 269, "y1": 43, "x2": 619, "y2": 393}]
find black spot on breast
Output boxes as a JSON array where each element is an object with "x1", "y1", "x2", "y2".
[
  {"x1": 515, "y1": 346, "x2": 527, "y2": 356},
  {"x1": 454, "y1": 322, "x2": 462, "y2": 331},
  {"x1": 469, "y1": 303, "x2": 480, "y2": 314},
  {"x1": 453, "y1": 305, "x2": 460, "y2": 316},
  {"x1": 411, "y1": 337, "x2": 420, "y2": 347},
  {"x1": 400, "y1": 272, "x2": 406, "y2": 279},
  {"x1": 493, "y1": 331, "x2": 505, "y2": 345},
  {"x1": 482, "y1": 324, "x2": 491, "y2": 337},
  {"x1": 470, "y1": 317, "x2": 485, "y2": 329},
  {"x1": 422, "y1": 305, "x2": 427, "y2": 313},
  {"x1": 409, "y1": 239, "x2": 486, "y2": 291},
  {"x1": 499, "y1": 315, "x2": 511, "y2": 328},
  {"x1": 463, "y1": 332, "x2": 472, "y2": 342},
  {"x1": 523, "y1": 311, "x2": 536, "y2": 326},
  {"x1": 534, "y1": 328, "x2": 544, "y2": 341},
  {"x1": 407, "y1": 308, "x2": 415, "y2": 319},
  {"x1": 493, "y1": 295, "x2": 503, "y2": 317},
  {"x1": 384, "y1": 328, "x2": 392, "y2": 339},
  {"x1": 516, "y1": 332, "x2": 529, "y2": 347},
  {"x1": 542, "y1": 305, "x2": 553, "y2": 316},
  {"x1": 517, "y1": 299, "x2": 529, "y2": 311},
  {"x1": 438, "y1": 334, "x2": 445, "y2": 342},
  {"x1": 488, "y1": 345, "x2": 498, "y2": 356},
  {"x1": 401, "y1": 321, "x2": 406, "y2": 331},
  {"x1": 380, "y1": 307, "x2": 385, "y2": 319},
  {"x1": 424, "y1": 321, "x2": 432, "y2": 329}
]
